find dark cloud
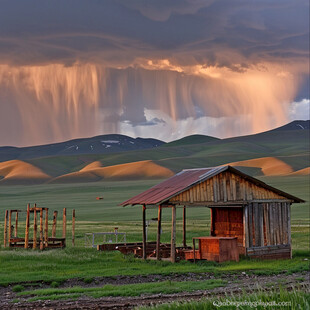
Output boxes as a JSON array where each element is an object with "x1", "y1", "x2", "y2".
[
  {"x1": 0, "y1": 0, "x2": 308, "y2": 67},
  {"x1": 0, "y1": 0, "x2": 309, "y2": 146}
]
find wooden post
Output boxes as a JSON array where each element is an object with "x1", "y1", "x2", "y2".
[
  {"x1": 4, "y1": 210, "x2": 8, "y2": 248},
  {"x1": 72, "y1": 209, "x2": 75, "y2": 247},
  {"x1": 182, "y1": 206, "x2": 186, "y2": 247},
  {"x1": 24, "y1": 204, "x2": 30, "y2": 249},
  {"x1": 287, "y1": 203, "x2": 292, "y2": 258},
  {"x1": 62, "y1": 208, "x2": 66, "y2": 238},
  {"x1": 44, "y1": 208, "x2": 48, "y2": 247},
  {"x1": 193, "y1": 238, "x2": 196, "y2": 263},
  {"x1": 33, "y1": 208, "x2": 37, "y2": 249},
  {"x1": 210, "y1": 207, "x2": 214, "y2": 236},
  {"x1": 253, "y1": 202, "x2": 260, "y2": 246},
  {"x1": 142, "y1": 205, "x2": 147, "y2": 259},
  {"x1": 248, "y1": 203, "x2": 253, "y2": 248},
  {"x1": 258, "y1": 203, "x2": 264, "y2": 247},
  {"x1": 8, "y1": 210, "x2": 12, "y2": 246},
  {"x1": 156, "y1": 205, "x2": 162, "y2": 260},
  {"x1": 171, "y1": 205, "x2": 176, "y2": 263},
  {"x1": 15, "y1": 212, "x2": 18, "y2": 237},
  {"x1": 39, "y1": 209, "x2": 43, "y2": 250},
  {"x1": 243, "y1": 204, "x2": 249, "y2": 248},
  {"x1": 52, "y1": 211, "x2": 58, "y2": 238}
]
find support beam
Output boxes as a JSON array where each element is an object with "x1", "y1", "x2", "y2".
[
  {"x1": 24, "y1": 204, "x2": 30, "y2": 249},
  {"x1": 210, "y1": 208, "x2": 215, "y2": 236},
  {"x1": 15, "y1": 212, "x2": 18, "y2": 237},
  {"x1": 243, "y1": 204, "x2": 249, "y2": 248},
  {"x1": 52, "y1": 211, "x2": 58, "y2": 238},
  {"x1": 171, "y1": 205, "x2": 176, "y2": 263},
  {"x1": 287, "y1": 203, "x2": 292, "y2": 259},
  {"x1": 44, "y1": 208, "x2": 48, "y2": 247},
  {"x1": 33, "y1": 207, "x2": 37, "y2": 249},
  {"x1": 39, "y1": 209, "x2": 43, "y2": 250},
  {"x1": 72, "y1": 209, "x2": 75, "y2": 247},
  {"x1": 8, "y1": 210, "x2": 12, "y2": 246},
  {"x1": 156, "y1": 205, "x2": 162, "y2": 260},
  {"x1": 182, "y1": 206, "x2": 186, "y2": 247},
  {"x1": 142, "y1": 205, "x2": 147, "y2": 259},
  {"x1": 4, "y1": 210, "x2": 8, "y2": 248},
  {"x1": 62, "y1": 208, "x2": 66, "y2": 238},
  {"x1": 248, "y1": 203, "x2": 253, "y2": 248}
]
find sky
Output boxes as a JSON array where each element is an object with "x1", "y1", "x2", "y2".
[{"x1": 0, "y1": 0, "x2": 309, "y2": 146}]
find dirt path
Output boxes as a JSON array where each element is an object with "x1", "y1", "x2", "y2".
[{"x1": 1, "y1": 272, "x2": 309, "y2": 309}]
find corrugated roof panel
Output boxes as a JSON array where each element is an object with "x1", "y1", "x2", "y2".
[
  {"x1": 121, "y1": 167, "x2": 214, "y2": 205},
  {"x1": 120, "y1": 165, "x2": 304, "y2": 206}
]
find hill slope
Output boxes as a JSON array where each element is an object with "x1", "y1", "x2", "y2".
[
  {"x1": 0, "y1": 135, "x2": 165, "y2": 162},
  {"x1": 0, "y1": 120, "x2": 308, "y2": 184}
]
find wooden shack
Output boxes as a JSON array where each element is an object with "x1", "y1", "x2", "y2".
[{"x1": 120, "y1": 166, "x2": 304, "y2": 262}]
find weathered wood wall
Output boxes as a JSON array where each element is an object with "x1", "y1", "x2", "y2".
[
  {"x1": 169, "y1": 171, "x2": 289, "y2": 205},
  {"x1": 245, "y1": 202, "x2": 291, "y2": 259}
]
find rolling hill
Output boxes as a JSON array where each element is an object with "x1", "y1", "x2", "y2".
[
  {"x1": 0, "y1": 135, "x2": 165, "y2": 162},
  {"x1": 0, "y1": 120, "x2": 308, "y2": 184}
]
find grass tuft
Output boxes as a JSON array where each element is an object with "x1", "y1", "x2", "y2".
[{"x1": 12, "y1": 285, "x2": 24, "y2": 292}]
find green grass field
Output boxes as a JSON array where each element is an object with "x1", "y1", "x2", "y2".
[
  {"x1": 0, "y1": 175, "x2": 308, "y2": 222},
  {"x1": 0, "y1": 174, "x2": 309, "y2": 306}
]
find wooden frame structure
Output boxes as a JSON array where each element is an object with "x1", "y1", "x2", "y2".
[
  {"x1": 120, "y1": 166, "x2": 304, "y2": 262},
  {"x1": 3, "y1": 204, "x2": 76, "y2": 250}
]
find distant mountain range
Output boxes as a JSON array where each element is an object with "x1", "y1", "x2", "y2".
[
  {"x1": 0, "y1": 120, "x2": 309, "y2": 184},
  {"x1": 0, "y1": 135, "x2": 164, "y2": 162},
  {"x1": 0, "y1": 120, "x2": 308, "y2": 162}
]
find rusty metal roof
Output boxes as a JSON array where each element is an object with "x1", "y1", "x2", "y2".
[
  {"x1": 120, "y1": 166, "x2": 223, "y2": 206},
  {"x1": 120, "y1": 165, "x2": 304, "y2": 206}
]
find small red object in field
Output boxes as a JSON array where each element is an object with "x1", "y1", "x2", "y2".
[{"x1": 96, "y1": 197, "x2": 103, "y2": 200}]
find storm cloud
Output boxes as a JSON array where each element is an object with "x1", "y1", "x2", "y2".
[{"x1": 0, "y1": 0, "x2": 309, "y2": 146}]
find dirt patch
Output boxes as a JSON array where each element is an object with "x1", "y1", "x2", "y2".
[{"x1": 1, "y1": 271, "x2": 308, "y2": 309}]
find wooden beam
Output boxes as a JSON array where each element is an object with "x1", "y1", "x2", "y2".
[
  {"x1": 52, "y1": 211, "x2": 58, "y2": 238},
  {"x1": 243, "y1": 205, "x2": 249, "y2": 248},
  {"x1": 33, "y1": 207, "x2": 37, "y2": 249},
  {"x1": 156, "y1": 205, "x2": 162, "y2": 260},
  {"x1": 4, "y1": 210, "x2": 8, "y2": 248},
  {"x1": 62, "y1": 208, "x2": 66, "y2": 238},
  {"x1": 182, "y1": 206, "x2": 186, "y2": 247},
  {"x1": 282, "y1": 202, "x2": 289, "y2": 244},
  {"x1": 39, "y1": 209, "x2": 43, "y2": 250},
  {"x1": 263, "y1": 204, "x2": 270, "y2": 246},
  {"x1": 287, "y1": 203, "x2": 292, "y2": 258},
  {"x1": 24, "y1": 204, "x2": 30, "y2": 249},
  {"x1": 258, "y1": 203, "x2": 264, "y2": 247},
  {"x1": 44, "y1": 208, "x2": 48, "y2": 247},
  {"x1": 253, "y1": 202, "x2": 260, "y2": 246},
  {"x1": 142, "y1": 205, "x2": 147, "y2": 259},
  {"x1": 72, "y1": 209, "x2": 75, "y2": 247},
  {"x1": 171, "y1": 205, "x2": 176, "y2": 263},
  {"x1": 8, "y1": 210, "x2": 12, "y2": 246},
  {"x1": 248, "y1": 203, "x2": 253, "y2": 248},
  {"x1": 210, "y1": 208, "x2": 215, "y2": 236},
  {"x1": 278, "y1": 202, "x2": 283, "y2": 244},
  {"x1": 15, "y1": 212, "x2": 18, "y2": 238}
]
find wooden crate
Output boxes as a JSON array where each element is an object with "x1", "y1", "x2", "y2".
[{"x1": 184, "y1": 237, "x2": 239, "y2": 262}]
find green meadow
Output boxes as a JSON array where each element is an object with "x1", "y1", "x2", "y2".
[{"x1": 0, "y1": 174, "x2": 309, "y2": 306}]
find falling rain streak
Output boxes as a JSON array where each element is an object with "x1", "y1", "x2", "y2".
[{"x1": 0, "y1": 62, "x2": 299, "y2": 146}]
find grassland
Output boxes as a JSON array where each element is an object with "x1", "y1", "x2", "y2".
[
  {"x1": 0, "y1": 175, "x2": 308, "y2": 222},
  {"x1": 0, "y1": 174, "x2": 309, "y2": 307}
]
